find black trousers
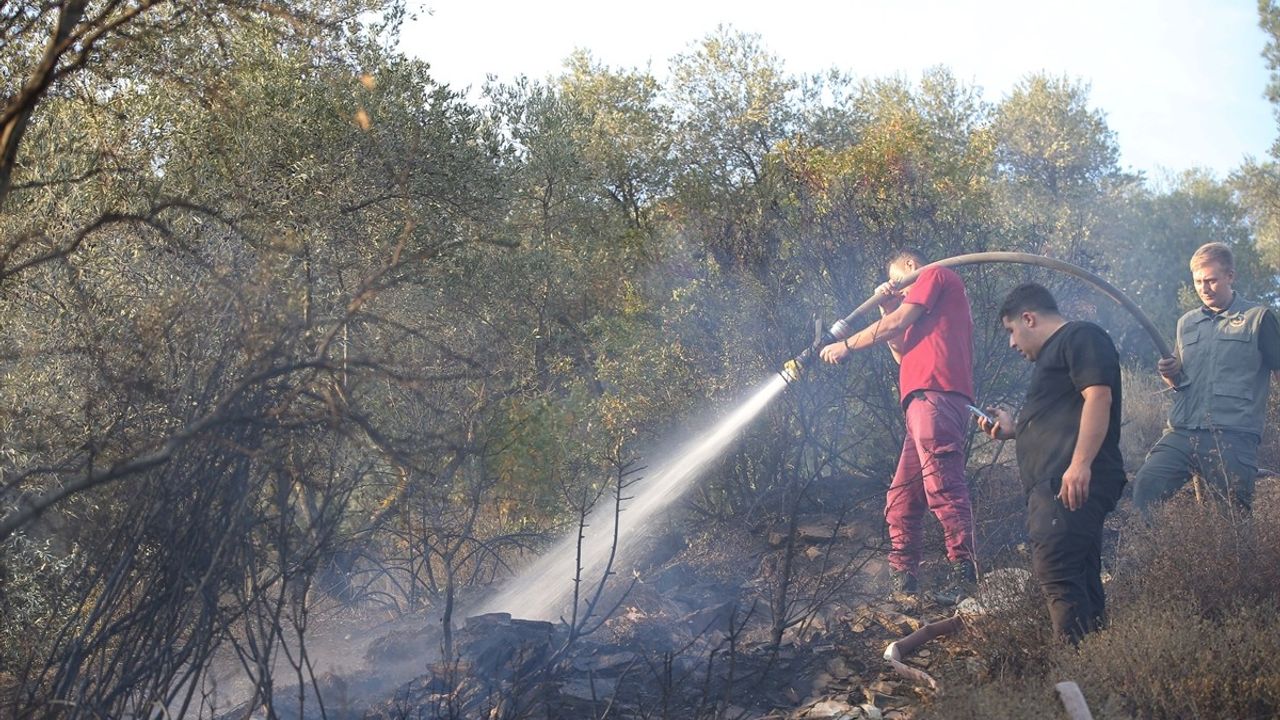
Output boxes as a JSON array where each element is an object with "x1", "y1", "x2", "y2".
[{"x1": 1027, "y1": 480, "x2": 1114, "y2": 644}]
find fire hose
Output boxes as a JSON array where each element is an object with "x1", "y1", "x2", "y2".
[{"x1": 780, "y1": 250, "x2": 1173, "y2": 382}]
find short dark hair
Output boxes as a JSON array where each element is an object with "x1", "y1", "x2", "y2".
[
  {"x1": 999, "y1": 282, "x2": 1060, "y2": 320},
  {"x1": 887, "y1": 248, "x2": 927, "y2": 270}
]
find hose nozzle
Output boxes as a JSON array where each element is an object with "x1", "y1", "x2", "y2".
[
  {"x1": 779, "y1": 316, "x2": 850, "y2": 384},
  {"x1": 780, "y1": 352, "x2": 810, "y2": 383}
]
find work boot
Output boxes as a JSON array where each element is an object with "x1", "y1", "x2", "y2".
[
  {"x1": 932, "y1": 560, "x2": 977, "y2": 606},
  {"x1": 890, "y1": 569, "x2": 919, "y2": 598}
]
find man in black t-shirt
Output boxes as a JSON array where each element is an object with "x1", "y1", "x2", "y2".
[{"x1": 977, "y1": 283, "x2": 1125, "y2": 643}]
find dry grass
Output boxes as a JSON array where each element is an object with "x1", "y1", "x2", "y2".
[
  {"x1": 967, "y1": 462, "x2": 1028, "y2": 567},
  {"x1": 1119, "y1": 365, "x2": 1172, "y2": 472},
  {"x1": 1064, "y1": 598, "x2": 1280, "y2": 719},
  {"x1": 919, "y1": 493, "x2": 1280, "y2": 719},
  {"x1": 1109, "y1": 491, "x2": 1280, "y2": 615},
  {"x1": 958, "y1": 566, "x2": 1058, "y2": 683}
]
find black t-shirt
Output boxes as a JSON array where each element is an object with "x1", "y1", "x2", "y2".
[
  {"x1": 1014, "y1": 321, "x2": 1125, "y2": 504},
  {"x1": 1257, "y1": 308, "x2": 1280, "y2": 369}
]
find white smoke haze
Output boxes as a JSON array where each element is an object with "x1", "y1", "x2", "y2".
[{"x1": 474, "y1": 374, "x2": 789, "y2": 621}]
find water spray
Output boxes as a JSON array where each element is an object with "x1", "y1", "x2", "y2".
[
  {"x1": 779, "y1": 250, "x2": 1172, "y2": 382},
  {"x1": 480, "y1": 251, "x2": 1170, "y2": 623}
]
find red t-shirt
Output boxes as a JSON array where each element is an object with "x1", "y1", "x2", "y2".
[{"x1": 897, "y1": 266, "x2": 974, "y2": 404}]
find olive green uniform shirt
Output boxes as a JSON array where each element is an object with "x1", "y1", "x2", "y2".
[{"x1": 1170, "y1": 295, "x2": 1280, "y2": 438}]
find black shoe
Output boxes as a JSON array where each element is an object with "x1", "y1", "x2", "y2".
[
  {"x1": 932, "y1": 560, "x2": 977, "y2": 606},
  {"x1": 891, "y1": 569, "x2": 919, "y2": 596}
]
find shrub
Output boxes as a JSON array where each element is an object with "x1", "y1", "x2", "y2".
[
  {"x1": 966, "y1": 462, "x2": 1029, "y2": 566},
  {"x1": 1118, "y1": 365, "x2": 1170, "y2": 472},
  {"x1": 0, "y1": 533, "x2": 83, "y2": 671},
  {"x1": 918, "y1": 680, "x2": 1061, "y2": 720},
  {"x1": 1064, "y1": 598, "x2": 1280, "y2": 719},
  {"x1": 959, "y1": 565, "x2": 1059, "y2": 683},
  {"x1": 922, "y1": 493, "x2": 1280, "y2": 718},
  {"x1": 1109, "y1": 495, "x2": 1280, "y2": 617}
]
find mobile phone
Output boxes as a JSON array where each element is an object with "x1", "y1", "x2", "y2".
[{"x1": 966, "y1": 404, "x2": 995, "y2": 425}]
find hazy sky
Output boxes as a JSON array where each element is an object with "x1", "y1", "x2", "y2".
[{"x1": 399, "y1": 0, "x2": 1276, "y2": 180}]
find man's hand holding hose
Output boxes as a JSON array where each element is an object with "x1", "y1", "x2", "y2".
[
  {"x1": 819, "y1": 335, "x2": 854, "y2": 364},
  {"x1": 875, "y1": 279, "x2": 904, "y2": 314},
  {"x1": 1157, "y1": 354, "x2": 1182, "y2": 389},
  {"x1": 820, "y1": 281, "x2": 916, "y2": 364}
]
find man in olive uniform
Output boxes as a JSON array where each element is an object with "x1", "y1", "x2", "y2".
[{"x1": 1132, "y1": 242, "x2": 1280, "y2": 514}]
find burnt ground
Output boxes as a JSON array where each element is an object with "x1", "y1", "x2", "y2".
[
  {"x1": 210, "y1": 472, "x2": 1280, "y2": 720},
  {"x1": 214, "y1": 468, "x2": 1045, "y2": 720}
]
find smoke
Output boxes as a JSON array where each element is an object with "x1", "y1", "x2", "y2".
[{"x1": 473, "y1": 374, "x2": 789, "y2": 621}]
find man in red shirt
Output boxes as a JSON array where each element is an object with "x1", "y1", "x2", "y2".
[{"x1": 820, "y1": 249, "x2": 977, "y2": 600}]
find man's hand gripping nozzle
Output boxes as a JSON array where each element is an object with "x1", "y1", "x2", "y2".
[{"x1": 780, "y1": 315, "x2": 850, "y2": 383}]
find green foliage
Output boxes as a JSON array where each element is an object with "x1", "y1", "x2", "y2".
[
  {"x1": 993, "y1": 74, "x2": 1120, "y2": 197},
  {"x1": 0, "y1": 533, "x2": 84, "y2": 670},
  {"x1": 4, "y1": 10, "x2": 1280, "y2": 715},
  {"x1": 1260, "y1": 0, "x2": 1280, "y2": 154}
]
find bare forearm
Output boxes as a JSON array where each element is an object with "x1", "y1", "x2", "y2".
[
  {"x1": 847, "y1": 305, "x2": 917, "y2": 352},
  {"x1": 1070, "y1": 391, "x2": 1111, "y2": 469},
  {"x1": 847, "y1": 319, "x2": 893, "y2": 350}
]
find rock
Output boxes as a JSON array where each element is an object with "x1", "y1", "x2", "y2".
[
  {"x1": 826, "y1": 656, "x2": 852, "y2": 677},
  {"x1": 364, "y1": 624, "x2": 432, "y2": 664},
  {"x1": 572, "y1": 650, "x2": 638, "y2": 676},
  {"x1": 457, "y1": 617, "x2": 553, "y2": 679},
  {"x1": 678, "y1": 599, "x2": 740, "y2": 636},
  {"x1": 870, "y1": 607, "x2": 923, "y2": 634},
  {"x1": 857, "y1": 558, "x2": 889, "y2": 582},
  {"x1": 782, "y1": 624, "x2": 820, "y2": 646},
  {"x1": 809, "y1": 672, "x2": 836, "y2": 694},
  {"x1": 868, "y1": 680, "x2": 898, "y2": 695},
  {"x1": 796, "y1": 519, "x2": 838, "y2": 543},
  {"x1": 510, "y1": 618, "x2": 554, "y2": 633},
  {"x1": 558, "y1": 677, "x2": 616, "y2": 702},
  {"x1": 803, "y1": 698, "x2": 859, "y2": 718},
  {"x1": 464, "y1": 612, "x2": 512, "y2": 629},
  {"x1": 863, "y1": 679, "x2": 901, "y2": 705}
]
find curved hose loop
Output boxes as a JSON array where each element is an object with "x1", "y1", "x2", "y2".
[{"x1": 837, "y1": 251, "x2": 1173, "y2": 359}]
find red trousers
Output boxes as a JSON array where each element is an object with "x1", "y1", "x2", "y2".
[{"x1": 885, "y1": 390, "x2": 976, "y2": 573}]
